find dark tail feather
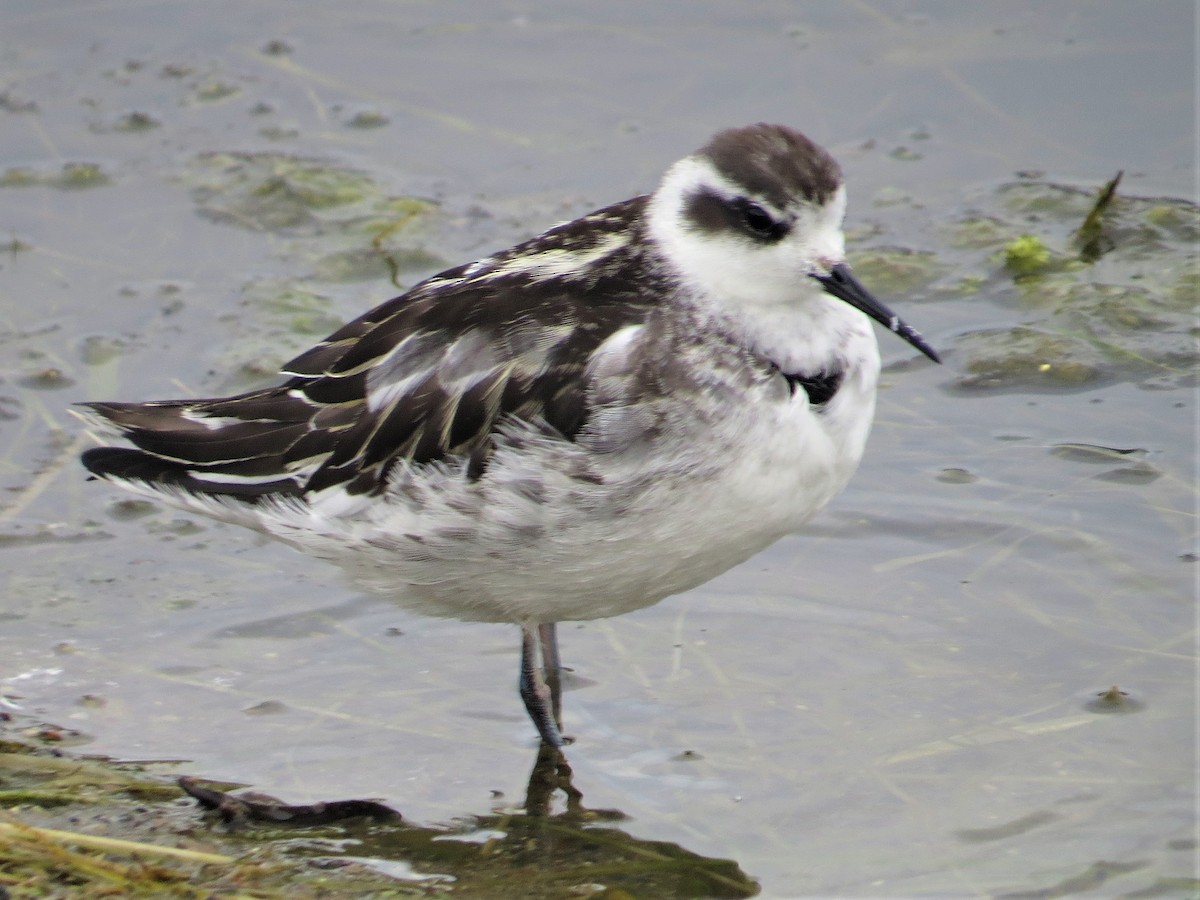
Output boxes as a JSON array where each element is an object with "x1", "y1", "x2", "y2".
[
  {"x1": 82, "y1": 446, "x2": 190, "y2": 484},
  {"x1": 81, "y1": 446, "x2": 300, "y2": 499}
]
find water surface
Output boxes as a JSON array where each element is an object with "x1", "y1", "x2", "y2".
[{"x1": 1, "y1": 2, "x2": 1194, "y2": 895}]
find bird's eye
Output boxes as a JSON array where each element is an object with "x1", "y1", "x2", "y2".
[{"x1": 739, "y1": 202, "x2": 783, "y2": 241}]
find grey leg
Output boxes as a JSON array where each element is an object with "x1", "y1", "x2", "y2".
[
  {"x1": 537, "y1": 622, "x2": 563, "y2": 729},
  {"x1": 519, "y1": 624, "x2": 564, "y2": 747}
]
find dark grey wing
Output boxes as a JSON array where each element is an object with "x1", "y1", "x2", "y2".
[{"x1": 81, "y1": 197, "x2": 663, "y2": 501}]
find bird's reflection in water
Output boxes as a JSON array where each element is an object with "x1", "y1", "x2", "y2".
[
  {"x1": 522, "y1": 741, "x2": 584, "y2": 816},
  {"x1": 180, "y1": 743, "x2": 760, "y2": 898}
]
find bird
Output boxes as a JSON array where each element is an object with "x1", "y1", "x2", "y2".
[{"x1": 79, "y1": 123, "x2": 940, "y2": 749}]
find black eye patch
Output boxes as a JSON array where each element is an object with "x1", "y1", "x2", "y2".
[{"x1": 683, "y1": 188, "x2": 790, "y2": 243}]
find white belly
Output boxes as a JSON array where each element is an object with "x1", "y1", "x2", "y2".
[{"x1": 263, "y1": 353, "x2": 879, "y2": 624}]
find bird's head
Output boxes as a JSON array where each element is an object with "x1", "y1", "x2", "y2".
[{"x1": 647, "y1": 123, "x2": 939, "y2": 363}]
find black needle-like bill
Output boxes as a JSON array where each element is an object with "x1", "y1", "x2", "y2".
[{"x1": 811, "y1": 263, "x2": 941, "y2": 364}]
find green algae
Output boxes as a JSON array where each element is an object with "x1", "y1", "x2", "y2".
[
  {"x1": 1002, "y1": 234, "x2": 1052, "y2": 276},
  {"x1": 0, "y1": 163, "x2": 112, "y2": 190},
  {"x1": 0, "y1": 726, "x2": 759, "y2": 899},
  {"x1": 942, "y1": 178, "x2": 1198, "y2": 392},
  {"x1": 849, "y1": 246, "x2": 947, "y2": 296},
  {"x1": 184, "y1": 152, "x2": 436, "y2": 235}
]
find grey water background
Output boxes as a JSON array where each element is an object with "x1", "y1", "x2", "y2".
[{"x1": 1, "y1": 1, "x2": 1195, "y2": 896}]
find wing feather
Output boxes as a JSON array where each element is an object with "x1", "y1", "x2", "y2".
[{"x1": 82, "y1": 197, "x2": 666, "y2": 501}]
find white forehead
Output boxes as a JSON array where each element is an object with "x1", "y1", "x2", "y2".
[
  {"x1": 666, "y1": 155, "x2": 757, "y2": 205},
  {"x1": 652, "y1": 154, "x2": 846, "y2": 223}
]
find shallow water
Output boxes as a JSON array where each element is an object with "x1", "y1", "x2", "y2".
[{"x1": 1, "y1": 1, "x2": 1195, "y2": 896}]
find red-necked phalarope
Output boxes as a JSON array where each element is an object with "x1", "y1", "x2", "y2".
[{"x1": 80, "y1": 124, "x2": 940, "y2": 749}]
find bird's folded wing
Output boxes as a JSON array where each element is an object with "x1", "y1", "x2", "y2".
[{"x1": 82, "y1": 201, "x2": 663, "y2": 500}]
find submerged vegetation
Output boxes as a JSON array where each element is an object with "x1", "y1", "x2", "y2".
[
  {"x1": 854, "y1": 172, "x2": 1199, "y2": 392},
  {"x1": 1, "y1": 725, "x2": 759, "y2": 898}
]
